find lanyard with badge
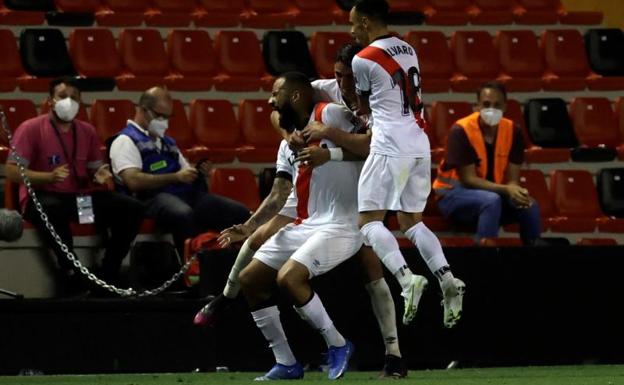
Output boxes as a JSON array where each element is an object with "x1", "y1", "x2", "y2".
[{"x1": 50, "y1": 119, "x2": 95, "y2": 224}]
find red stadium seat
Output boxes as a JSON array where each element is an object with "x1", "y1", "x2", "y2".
[
  {"x1": 423, "y1": 0, "x2": 470, "y2": 25},
  {"x1": 189, "y1": 99, "x2": 240, "y2": 163},
  {"x1": 116, "y1": 28, "x2": 169, "y2": 91},
  {"x1": 518, "y1": 169, "x2": 556, "y2": 230},
  {"x1": 193, "y1": 0, "x2": 244, "y2": 27},
  {"x1": 0, "y1": 29, "x2": 24, "y2": 92},
  {"x1": 165, "y1": 29, "x2": 216, "y2": 91},
  {"x1": 570, "y1": 97, "x2": 621, "y2": 149},
  {"x1": 541, "y1": 30, "x2": 624, "y2": 91},
  {"x1": 549, "y1": 170, "x2": 624, "y2": 232},
  {"x1": 291, "y1": 0, "x2": 337, "y2": 26},
  {"x1": 387, "y1": 0, "x2": 425, "y2": 12},
  {"x1": 68, "y1": 28, "x2": 121, "y2": 78},
  {"x1": 237, "y1": 99, "x2": 282, "y2": 163},
  {"x1": 451, "y1": 31, "x2": 500, "y2": 93},
  {"x1": 0, "y1": 0, "x2": 45, "y2": 24},
  {"x1": 144, "y1": 0, "x2": 194, "y2": 27},
  {"x1": 89, "y1": 99, "x2": 135, "y2": 143},
  {"x1": 209, "y1": 168, "x2": 261, "y2": 211},
  {"x1": 95, "y1": 0, "x2": 146, "y2": 26},
  {"x1": 404, "y1": 31, "x2": 452, "y2": 93},
  {"x1": 54, "y1": 0, "x2": 99, "y2": 12},
  {"x1": 241, "y1": 0, "x2": 296, "y2": 29},
  {"x1": 439, "y1": 236, "x2": 476, "y2": 247},
  {"x1": 429, "y1": 101, "x2": 473, "y2": 155},
  {"x1": 468, "y1": 0, "x2": 514, "y2": 25},
  {"x1": 213, "y1": 30, "x2": 272, "y2": 92},
  {"x1": 495, "y1": 30, "x2": 543, "y2": 92},
  {"x1": 479, "y1": 237, "x2": 523, "y2": 246},
  {"x1": 0, "y1": 99, "x2": 37, "y2": 163},
  {"x1": 513, "y1": 0, "x2": 559, "y2": 24},
  {"x1": 310, "y1": 32, "x2": 352, "y2": 79},
  {"x1": 616, "y1": 98, "x2": 624, "y2": 160},
  {"x1": 166, "y1": 99, "x2": 194, "y2": 151},
  {"x1": 577, "y1": 238, "x2": 618, "y2": 246}
]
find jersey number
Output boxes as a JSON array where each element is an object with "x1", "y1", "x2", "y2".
[{"x1": 391, "y1": 66, "x2": 424, "y2": 117}]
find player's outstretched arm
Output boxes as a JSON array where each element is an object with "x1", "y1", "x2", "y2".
[
  {"x1": 218, "y1": 175, "x2": 293, "y2": 247},
  {"x1": 302, "y1": 121, "x2": 371, "y2": 157}
]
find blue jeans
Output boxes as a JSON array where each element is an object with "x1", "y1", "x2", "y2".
[{"x1": 437, "y1": 186, "x2": 542, "y2": 245}]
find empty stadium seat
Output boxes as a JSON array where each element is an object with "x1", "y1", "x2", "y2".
[
  {"x1": 144, "y1": 0, "x2": 194, "y2": 27},
  {"x1": 550, "y1": 170, "x2": 624, "y2": 232},
  {"x1": 193, "y1": 0, "x2": 244, "y2": 27},
  {"x1": 404, "y1": 31, "x2": 452, "y2": 93},
  {"x1": 518, "y1": 169, "x2": 556, "y2": 230},
  {"x1": 513, "y1": 0, "x2": 559, "y2": 24},
  {"x1": 597, "y1": 168, "x2": 624, "y2": 218},
  {"x1": 116, "y1": 28, "x2": 168, "y2": 90},
  {"x1": 0, "y1": 99, "x2": 37, "y2": 162},
  {"x1": 166, "y1": 99, "x2": 194, "y2": 151},
  {"x1": 451, "y1": 31, "x2": 500, "y2": 92},
  {"x1": 0, "y1": 29, "x2": 24, "y2": 92},
  {"x1": 569, "y1": 98, "x2": 620, "y2": 161},
  {"x1": 262, "y1": 31, "x2": 318, "y2": 79},
  {"x1": 423, "y1": 0, "x2": 470, "y2": 25},
  {"x1": 95, "y1": 0, "x2": 146, "y2": 26},
  {"x1": 577, "y1": 238, "x2": 618, "y2": 246},
  {"x1": 291, "y1": 0, "x2": 337, "y2": 26},
  {"x1": 584, "y1": 29, "x2": 624, "y2": 77},
  {"x1": 165, "y1": 29, "x2": 216, "y2": 91},
  {"x1": 429, "y1": 101, "x2": 473, "y2": 161},
  {"x1": 616, "y1": 98, "x2": 624, "y2": 160},
  {"x1": 209, "y1": 168, "x2": 261, "y2": 211},
  {"x1": 19, "y1": 28, "x2": 76, "y2": 91},
  {"x1": 495, "y1": 30, "x2": 543, "y2": 92},
  {"x1": 310, "y1": 32, "x2": 352, "y2": 79},
  {"x1": 188, "y1": 99, "x2": 240, "y2": 163},
  {"x1": 54, "y1": 0, "x2": 99, "y2": 12},
  {"x1": 237, "y1": 99, "x2": 282, "y2": 162},
  {"x1": 469, "y1": 0, "x2": 514, "y2": 25},
  {"x1": 68, "y1": 28, "x2": 121, "y2": 78},
  {"x1": 541, "y1": 29, "x2": 624, "y2": 91},
  {"x1": 0, "y1": 0, "x2": 46, "y2": 24},
  {"x1": 479, "y1": 237, "x2": 523, "y2": 247},
  {"x1": 241, "y1": 0, "x2": 296, "y2": 29},
  {"x1": 213, "y1": 30, "x2": 272, "y2": 92},
  {"x1": 89, "y1": 99, "x2": 135, "y2": 143},
  {"x1": 555, "y1": 0, "x2": 603, "y2": 25},
  {"x1": 524, "y1": 98, "x2": 577, "y2": 150}
]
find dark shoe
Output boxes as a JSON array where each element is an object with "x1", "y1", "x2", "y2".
[
  {"x1": 379, "y1": 354, "x2": 407, "y2": 379},
  {"x1": 193, "y1": 294, "x2": 231, "y2": 327},
  {"x1": 327, "y1": 340, "x2": 354, "y2": 380}
]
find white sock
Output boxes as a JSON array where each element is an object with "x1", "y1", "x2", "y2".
[
  {"x1": 361, "y1": 221, "x2": 414, "y2": 291},
  {"x1": 294, "y1": 293, "x2": 345, "y2": 348},
  {"x1": 223, "y1": 239, "x2": 255, "y2": 299},
  {"x1": 251, "y1": 306, "x2": 297, "y2": 366},
  {"x1": 365, "y1": 278, "x2": 400, "y2": 357},
  {"x1": 404, "y1": 222, "x2": 451, "y2": 281}
]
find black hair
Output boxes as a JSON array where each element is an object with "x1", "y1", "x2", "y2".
[
  {"x1": 353, "y1": 0, "x2": 389, "y2": 24},
  {"x1": 278, "y1": 71, "x2": 313, "y2": 94},
  {"x1": 335, "y1": 42, "x2": 364, "y2": 67},
  {"x1": 48, "y1": 76, "x2": 80, "y2": 97},
  {"x1": 477, "y1": 81, "x2": 507, "y2": 102}
]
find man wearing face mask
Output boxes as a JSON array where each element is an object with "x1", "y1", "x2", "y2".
[
  {"x1": 5, "y1": 76, "x2": 145, "y2": 295},
  {"x1": 433, "y1": 81, "x2": 542, "y2": 245},
  {"x1": 109, "y1": 87, "x2": 250, "y2": 257}
]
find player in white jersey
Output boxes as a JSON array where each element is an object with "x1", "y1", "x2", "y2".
[
  {"x1": 238, "y1": 73, "x2": 363, "y2": 381},
  {"x1": 349, "y1": 0, "x2": 465, "y2": 328}
]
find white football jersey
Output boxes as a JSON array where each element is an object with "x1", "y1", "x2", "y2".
[
  {"x1": 295, "y1": 103, "x2": 362, "y2": 226},
  {"x1": 275, "y1": 139, "x2": 298, "y2": 217},
  {"x1": 352, "y1": 35, "x2": 430, "y2": 158},
  {"x1": 312, "y1": 78, "x2": 342, "y2": 104}
]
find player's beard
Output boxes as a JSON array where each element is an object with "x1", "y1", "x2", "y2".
[{"x1": 278, "y1": 102, "x2": 298, "y2": 133}]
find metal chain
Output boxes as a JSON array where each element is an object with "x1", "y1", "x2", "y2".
[{"x1": 1, "y1": 110, "x2": 196, "y2": 297}]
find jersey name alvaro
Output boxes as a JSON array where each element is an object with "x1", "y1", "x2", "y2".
[
  {"x1": 295, "y1": 103, "x2": 361, "y2": 226},
  {"x1": 352, "y1": 35, "x2": 430, "y2": 158}
]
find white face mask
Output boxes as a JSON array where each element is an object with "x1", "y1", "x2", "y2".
[
  {"x1": 480, "y1": 108, "x2": 503, "y2": 126},
  {"x1": 53, "y1": 97, "x2": 80, "y2": 122},
  {"x1": 148, "y1": 117, "x2": 168, "y2": 138}
]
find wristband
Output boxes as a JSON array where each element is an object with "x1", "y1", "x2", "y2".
[{"x1": 329, "y1": 147, "x2": 343, "y2": 161}]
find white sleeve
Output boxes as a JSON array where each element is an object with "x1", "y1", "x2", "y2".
[
  {"x1": 275, "y1": 141, "x2": 292, "y2": 175},
  {"x1": 110, "y1": 135, "x2": 143, "y2": 176},
  {"x1": 352, "y1": 55, "x2": 371, "y2": 95},
  {"x1": 179, "y1": 153, "x2": 190, "y2": 169},
  {"x1": 322, "y1": 104, "x2": 358, "y2": 134}
]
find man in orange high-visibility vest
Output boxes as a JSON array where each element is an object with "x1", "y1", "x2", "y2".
[{"x1": 433, "y1": 81, "x2": 541, "y2": 245}]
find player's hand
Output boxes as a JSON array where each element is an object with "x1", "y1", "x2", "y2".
[
  {"x1": 49, "y1": 164, "x2": 70, "y2": 183},
  {"x1": 301, "y1": 121, "x2": 329, "y2": 142},
  {"x1": 287, "y1": 131, "x2": 306, "y2": 152},
  {"x1": 295, "y1": 146, "x2": 330, "y2": 168},
  {"x1": 93, "y1": 164, "x2": 113, "y2": 186},
  {"x1": 175, "y1": 167, "x2": 198, "y2": 184},
  {"x1": 506, "y1": 184, "x2": 531, "y2": 208},
  {"x1": 218, "y1": 223, "x2": 253, "y2": 248}
]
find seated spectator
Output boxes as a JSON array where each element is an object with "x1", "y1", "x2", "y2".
[
  {"x1": 109, "y1": 87, "x2": 251, "y2": 256},
  {"x1": 432, "y1": 81, "x2": 541, "y2": 245},
  {"x1": 5, "y1": 76, "x2": 145, "y2": 294}
]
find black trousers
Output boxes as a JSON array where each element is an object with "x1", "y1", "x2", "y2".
[{"x1": 24, "y1": 190, "x2": 145, "y2": 279}]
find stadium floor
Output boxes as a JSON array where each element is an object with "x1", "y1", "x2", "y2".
[{"x1": 1, "y1": 365, "x2": 623, "y2": 385}]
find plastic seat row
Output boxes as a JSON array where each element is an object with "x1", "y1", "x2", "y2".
[
  {"x1": 0, "y1": 0, "x2": 348, "y2": 28},
  {"x1": 427, "y1": 97, "x2": 624, "y2": 164},
  {"x1": 0, "y1": 98, "x2": 283, "y2": 164}
]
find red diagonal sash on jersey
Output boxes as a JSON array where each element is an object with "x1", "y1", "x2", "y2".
[
  {"x1": 295, "y1": 102, "x2": 327, "y2": 223},
  {"x1": 357, "y1": 45, "x2": 427, "y2": 129}
]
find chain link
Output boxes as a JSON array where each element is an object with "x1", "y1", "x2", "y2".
[{"x1": 1, "y1": 110, "x2": 196, "y2": 297}]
